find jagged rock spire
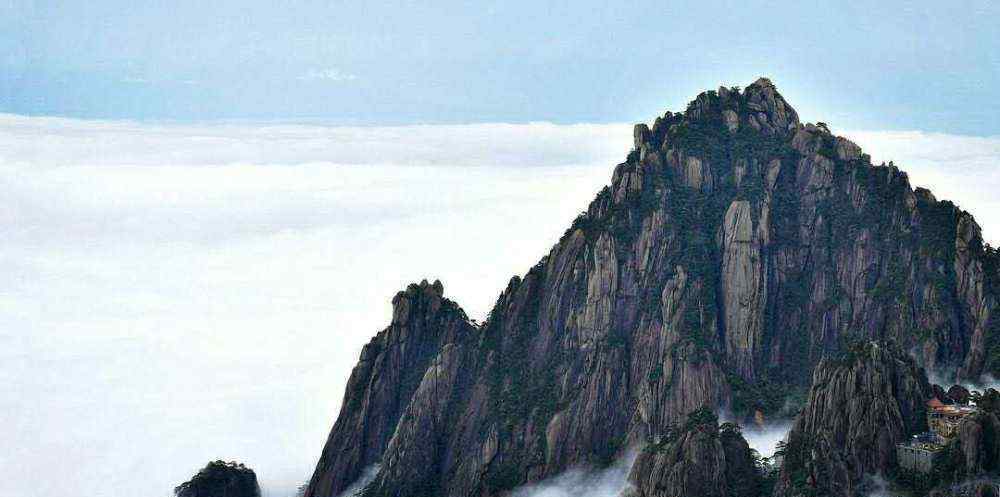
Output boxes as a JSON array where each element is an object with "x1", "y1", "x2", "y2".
[{"x1": 741, "y1": 77, "x2": 800, "y2": 133}]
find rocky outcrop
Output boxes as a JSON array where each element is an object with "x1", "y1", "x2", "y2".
[
  {"x1": 937, "y1": 392, "x2": 1000, "y2": 480},
  {"x1": 956, "y1": 412, "x2": 1000, "y2": 475},
  {"x1": 627, "y1": 409, "x2": 763, "y2": 497},
  {"x1": 774, "y1": 341, "x2": 932, "y2": 497},
  {"x1": 175, "y1": 461, "x2": 260, "y2": 497},
  {"x1": 305, "y1": 78, "x2": 1000, "y2": 497},
  {"x1": 951, "y1": 385, "x2": 974, "y2": 405},
  {"x1": 718, "y1": 199, "x2": 767, "y2": 379},
  {"x1": 304, "y1": 280, "x2": 475, "y2": 497}
]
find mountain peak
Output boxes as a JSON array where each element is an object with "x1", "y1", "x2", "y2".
[
  {"x1": 733, "y1": 76, "x2": 799, "y2": 133},
  {"x1": 391, "y1": 279, "x2": 448, "y2": 325},
  {"x1": 748, "y1": 76, "x2": 777, "y2": 90},
  {"x1": 634, "y1": 77, "x2": 800, "y2": 160}
]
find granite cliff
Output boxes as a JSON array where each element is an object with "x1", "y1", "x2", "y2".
[
  {"x1": 774, "y1": 345, "x2": 1000, "y2": 497},
  {"x1": 303, "y1": 78, "x2": 1000, "y2": 497},
  {"x1": 626, "y1": 408, "x2": 765, "y2": 497},
  {"x1": 774, "y1": 341, "x2": 932, "y2": 497}
]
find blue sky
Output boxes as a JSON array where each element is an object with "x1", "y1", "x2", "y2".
[{"x1": 3, "y1": 0, "x2": 998, "y2": 134}]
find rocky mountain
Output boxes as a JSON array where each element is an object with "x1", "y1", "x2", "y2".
[
  {"x1": 626, "y1": 408, "x2": 764, "y2": 497},
  {"x1": 773, "y1": 341, "x2": 932, "y2": 497},
  {"x1": 303, "y1": 78, "x2": 1000, "y2": 497},
  {"x1": 175, "y1": 461, "x2": 261, "y2": 497}
]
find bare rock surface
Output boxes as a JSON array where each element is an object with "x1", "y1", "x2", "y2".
[
  {"x1": 774, "y1": 341, "x2": 931, "y2": 497},
  {"x1": 627, "y1": 409, "x2": 762, "y2": 497}
]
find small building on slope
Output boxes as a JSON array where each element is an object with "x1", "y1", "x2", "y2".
[{"x1": 896, "y1": 397, "x2": 978, "y2": 473}]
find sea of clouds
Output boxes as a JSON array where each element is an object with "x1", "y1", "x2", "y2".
[{"x1": 2, "y1": 113, "x2": 998, "y2": 497}]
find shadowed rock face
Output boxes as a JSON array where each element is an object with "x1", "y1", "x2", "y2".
[
  {"x1": 774, "y1": 341, "x2": 932, "y2": 497},
  {"x1": 304, "y1": 280, "x2": 474, "y2": 497},
  {"x1": 304, "y1": 79, "x2": 1000, "y2": 497},
  {"x1": 175, "y1": 461, "x2": 260, "y2": 497}
]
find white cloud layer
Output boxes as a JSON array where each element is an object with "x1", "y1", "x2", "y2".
[
  {"x1": 0, "y1": 115, "x2": 629, "y2": 497},
  {"x1": 511, "y1": 450, "x2": 638, "y2": 497},
  {"x1": 1, "y1": 114, "x2": 997, "y2": 497}
]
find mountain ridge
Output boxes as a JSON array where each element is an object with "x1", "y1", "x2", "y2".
[{"x1": 304, "y1": 77, "x2": 1000, "y2": 497}]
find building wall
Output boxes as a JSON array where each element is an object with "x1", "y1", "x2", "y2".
[{"x1": 897, "y1": 445, "x2": 936, "y2": 473}]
